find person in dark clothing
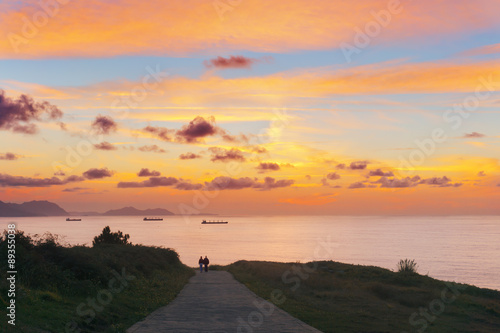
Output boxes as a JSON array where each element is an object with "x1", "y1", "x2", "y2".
[
  {"x1": 203, "y1": 256, "x2": 209, "y2": 272},
  {"x1": 198, "y1": 256, "x2": 204, "y2": 273}
]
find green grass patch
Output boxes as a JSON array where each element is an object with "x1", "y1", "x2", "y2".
[
  {"x1": 225, "y1": 260, "x2": 500, "y2": 333},
  {"x1": 0, "y1": 230, "x2": 194, "y2": 333}
]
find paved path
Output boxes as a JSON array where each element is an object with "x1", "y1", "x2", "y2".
[{"x1": 127, "y1": 270, "x2": 322, "y2": 333}]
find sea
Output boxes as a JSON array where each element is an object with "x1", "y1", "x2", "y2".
[{"x1": 2, "y1": 215, "x2": 499, "y2": 290}]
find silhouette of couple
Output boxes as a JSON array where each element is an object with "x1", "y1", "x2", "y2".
[{"x1": 199, "y1": 256, "x2": 209, "y2": 273}]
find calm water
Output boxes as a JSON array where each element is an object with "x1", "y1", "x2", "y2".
[{"x1": 2, "y1": 215, "x2": 499, "y2": 290}]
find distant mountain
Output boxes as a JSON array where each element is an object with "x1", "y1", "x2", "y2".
[
  {"x1": 102, "y1": 206, "x2": 174, "y2": 216},
  {"x1": 0, "y1": 200, "x2": 68, "y2": 217}
]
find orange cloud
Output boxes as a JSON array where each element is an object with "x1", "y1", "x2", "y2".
[{"x1": 0, "y1": 0, "x2": 498, "y2": 58}]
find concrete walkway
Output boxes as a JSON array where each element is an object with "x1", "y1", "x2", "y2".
[{"x1": 127, "y1": 270, "x2": 322, "y2": 333}]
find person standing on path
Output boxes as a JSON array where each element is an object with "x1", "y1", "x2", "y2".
[
  {"x1": 203, "y1": 256, "x2": 210, "y2": 272},
  {"x1": 198, "y1": 256, "x2": 204, "y2": 273}
]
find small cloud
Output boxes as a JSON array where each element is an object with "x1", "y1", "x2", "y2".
[
  {"x1": 0, "y1": 152, "x2": 20, "y2": 160},
  {"x1": 209, "y1": 147, "x2": 246, "y2": 162},
  {"x1": 54, "y1": 170, "x2": 66, "y2": 176},
  {"x1": 326, "y1": 172, "x2": 340, "y2": 180},
  {"x1": 137, "y1": 168, "x2": 161, "y2": 177},
  {"x1": 256, "y1": 162, "x2": 280, "y2": 172},
  {"x1": 138, "y1": 145, "x2": 166, "y2": 153},
  {"x1": 349, "y1": 161, "x2": 369, "y2": 170},
  {"x1": 250, "y1": 146, "x2": 268, "y2": 154},
  {"x1": 348, "y1": 182, "x2": 367, "y2": 189},
  {"x1": 118, "y1": 176, "x2": 179, "y2": 188},
  {"x1": 477, "y1": 171, "x2": 486, "y2": 177},
  {"x1": 62, "y1": 187, "x2": 90, "y2": 193},
  {"x1": 204, "y1": 55, "x2": 271, "y2": 70},
  {"x1": 305, "y1": 175, "x2": 312, "y2": 180},
  {"x1": 204, "y1": 176, "x2": 294, "y2": 191},
  {"x1": 179, "y1": 152, "x2": 202, "y2": 160},
  {"x1": 82, "y1": 168, "x2": 114, "y2": 179},
  {"x1": 94, "y1": 142, "x2": 117, "y2": 151},
  {"x1": 368, "y1": 169, "x2": 394, "y2": 177},
  {"x1": 91, "y1": 115, "x2": 117, "y2": 135},
  {"x1": 462, "y1": 132, "x2": 486, "y2": 138},
  {"x1": 335, "y1": 163, "x2": 346, "y2": 170}
]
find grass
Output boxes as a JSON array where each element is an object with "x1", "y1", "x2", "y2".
[
  {"x1": 0, "y1": 230, "x2": 194, "y2": 333},
  {"x1": 225, "y1": 260, "x2": 500, "y2": 333}
]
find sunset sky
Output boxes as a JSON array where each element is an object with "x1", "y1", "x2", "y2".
[{"x1": 0, "y1": 0, "x2": 499, "y2": 215}]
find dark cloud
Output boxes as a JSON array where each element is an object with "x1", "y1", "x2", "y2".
[
  {"x1": 82, "y1": 168, "x2": 114, "y2": 179},
  {"x1": 419, "y1": 176, "x2": 462, "y2": 187},
  {"x1": 0, "y1": 173, "x2": 82, "y2": 187},
  {"x1": 373, "y1": 175, "x2": 461, "y2": 188},
  {"x1": 349, "y1": 161, "x2": 369, "y2": 170},
  {"x1": 335, "y1": 163, "x2": 346, "y2": 170},
  {"x1": 204, "y1": 176, "x2": 294, "y2": 191},
  {"x1": 174, "y1": 181, "x2": 203, "y2": 191},
  {"x1": 176, "y1": 116, "x2": 219, "y2": 143},
  {"x1": 91, "y1": 115, "x2": 117, "y2": 135},
  {"x1": 477, "y1": 171, "x2": 486, "y2": 177},
  {"x1": 62, "y1": 187, "x2": 90, "y2": 193},
  {"x1": 0, "y1": 152, "x2": 20, "y2": 160},
  {"x1": 257, "y1": 162, "x2": 280, "y2": 172},
  {"x1": 326, "y1": 172, "x2": 340, "y2": 180},
  {"x1": 209, "y1": 147, "x2": 246, "y2": 162},
  {"x1": 204, "y1": 55, "x2": 269, "y2": 70},
  {"x1": 375, "y1": 176, "x2": 419, "y2": 188},
  {"x1": 250, "y1": 146, "x2": 268, "y2": 154},
  {"x1": 0, "y1": 90, "x2": 63, "y2": 134},
  {"x1": 137, "y1": 168, "x2": 161, "y2": 177},
  {"x1": 179, "y1": 152, "x2": 202, "y2": 160},
  {"x1": 305, "y1": 175, "x2": 312, "y2": 180},
  {"x1": 368, "y1": 169, "x2": 394, "y2": 177},
  {"x1": 54, "y1": 170, "x2": 66, "y2": 176},
  {"x1": 94, "y1": 142, "x2": 117, "y2": 151},
  {"x1": 222, "y1": 133, "x2": 249, "y2": 144},
  {"x1": 143, "y1": 126, "x2": 174, "y2": 141},
  {"x1": 462, "y1": 132, "x2": 485, "y2": 138},
  {"x1": 144, "y1": 116, "x2": 246, "y2": 144},
  {"x1": 138, "y1": 145, "x2": 166, "y2": 153},
  {"x1": 253, "y1": 177, "x2": 294, "y2": 191},
  {"x1": 117, "y1": 176, "x2": 179, "y2": 188},
  {"x1": 348, "y1": 182, "x2": 367, "y2": 189}
]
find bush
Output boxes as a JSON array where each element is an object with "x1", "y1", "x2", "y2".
[
  {"x1": 397, "y1": 259, "x2": 418, "y2": 273},
  {"x1": 92, "y1": 226, "x2": 130, "y2": 246}
]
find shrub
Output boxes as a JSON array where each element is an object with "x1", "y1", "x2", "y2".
[
  {"x1": 397, "y1": 259, "x2": 418, "y2": 273},
  {"x1": 92, "y1": 226, "x2": 130, "y2": 246}
]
